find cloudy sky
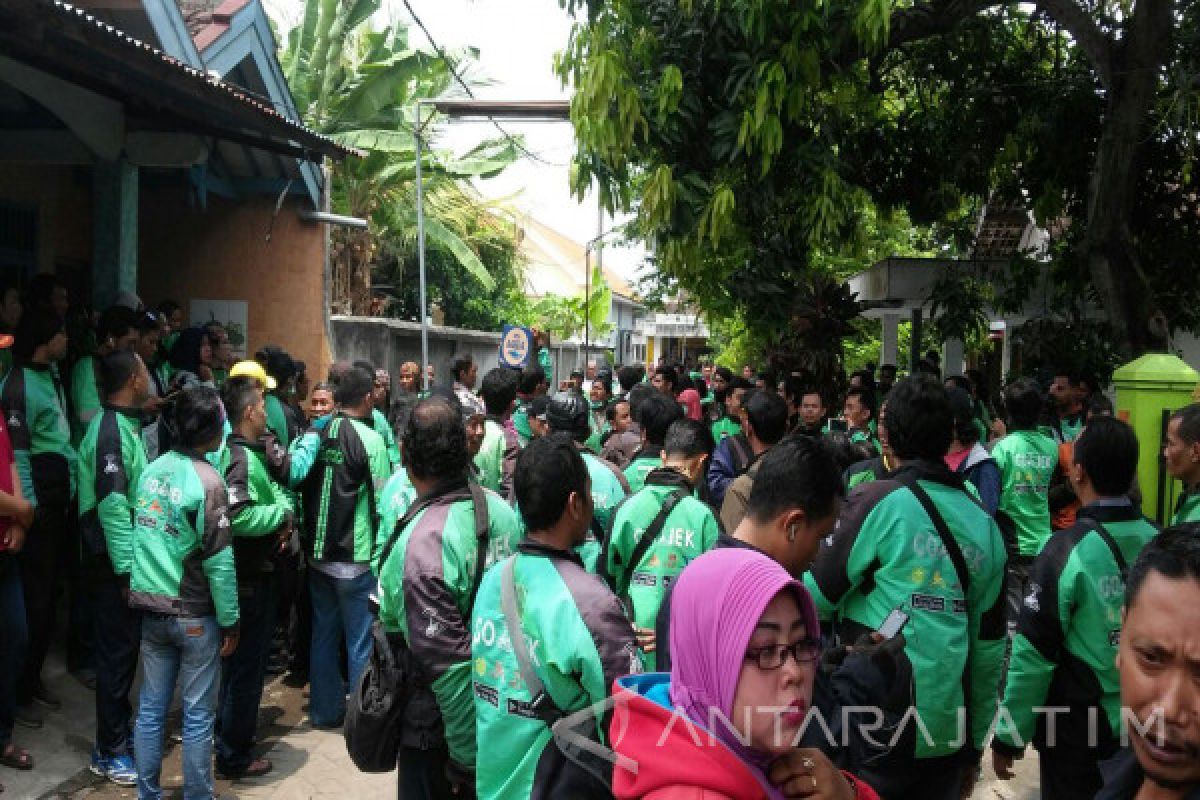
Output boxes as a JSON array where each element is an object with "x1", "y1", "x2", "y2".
[{"x1": 265, "y1": 0, "x2": 644, "y2": 280}]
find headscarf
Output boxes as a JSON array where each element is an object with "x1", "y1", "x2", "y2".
[
  {"x1": 668, "y1": 548, "x2": 821, "y2": 799},
  {"x1": 678, "y1": 387, "x2": 703, "y2": 421}
]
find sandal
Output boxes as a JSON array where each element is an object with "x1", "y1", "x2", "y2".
[{"x1": 0, "y1": 744, "x2": 33, "y2": 771}]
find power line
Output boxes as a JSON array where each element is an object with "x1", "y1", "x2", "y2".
[{"x1": 400, "y1": 0, "x2": 571, "y2": 168}]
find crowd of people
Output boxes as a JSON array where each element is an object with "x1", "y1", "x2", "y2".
[{"x1": 0, "y1": 283, "x2": 1198, "y2": 800}]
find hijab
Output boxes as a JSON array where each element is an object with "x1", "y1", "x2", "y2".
[{"x1": 668, "y1": 548, "x2": 821, "y2": 799}]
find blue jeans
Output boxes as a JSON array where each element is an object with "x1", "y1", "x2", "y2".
[
  {"x1": 308, "y1": 568, "x2": 373, "y2": 727},
  {"x1": 216, "y1": 575, "x2": 277, "y2": 772},
  {"x1": 0, "y1": 556, "x2": 28, "y2": 750},
  {"x1": 134, "y1": 615, "x2": 222, "y2": 800}
]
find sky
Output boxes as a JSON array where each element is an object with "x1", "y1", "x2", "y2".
[{"x1": 264, "y1": 0, "x2": 645, "y2": 282}]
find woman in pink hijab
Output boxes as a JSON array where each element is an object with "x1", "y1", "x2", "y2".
[{"x1": 609, "y1": 548, "x2": 877, "y2": 800}]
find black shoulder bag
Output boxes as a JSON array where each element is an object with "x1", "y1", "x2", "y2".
[{"x1": 344, "y1": 480, "x2": 489, "y2": 773}]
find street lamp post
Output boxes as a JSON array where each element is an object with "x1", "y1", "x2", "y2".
[{"x1": 412, "y1": 99, "x2": 570, "y2": 391}]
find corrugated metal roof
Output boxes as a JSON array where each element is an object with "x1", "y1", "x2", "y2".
[{"x1": 8, "y1": 0, "x2": 359, "y2": 160}]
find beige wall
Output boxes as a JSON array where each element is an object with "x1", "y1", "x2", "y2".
[
  {"x1": 0, "y1": 163, "x2": 92, "y2": 275},
  {"x1": 139, "y1": 189, "x2": 331, "y2": 383}
]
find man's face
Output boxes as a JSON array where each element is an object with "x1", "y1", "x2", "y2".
[
  {"x1": 880, "y1": 367, "x2": 896, "y2": 386},
  {"x1": 800, "y1": 393, "x2": 825, "y2": 426},
  {"x1": 702, "y1": 365, "x2": 712, "y2": 382},
  {"x1": 1164, "y1": 417, "x2": 1200, "y2": 482},
  {"x1": 586, "y1": 362, "x2": 597, "y2": 379},
  {"x1": 1119, "y1": 572, "x2": 1200, "y2": 790},
  {"x1": 651, "y1": 372, "x2": 666, "y2": 393},
  {"x1": 426, "y1": 364, "x2": 436, "y2": 382},
  {"x1": 742, "y1": 365, "x2": 754, "y2": 380},
  {"x1": 463, "y1": 362, "x2": 478, "y2": 389},
  {"x1": 612, "y1": 401, "x2": 631, "y2": 433},
  {"x1": 1050, "y1": 375, "x2": 1072, "y2": 410},
  {"x1": 712, "y1": 372, "x2": 729, "y2": 395},
  {"x1": 372, "y1": 374, "x2": 389, "y2": 406},
  {"x1": 114, "y1": 328, "x2": 139, "y2": 353},
  {"x1": 466, "y1": 416, "x2": 486, "y2": 455},
  {"x1": 727, "y1": 387, "x2": 746, "y2": 418},
  {"x1": 843, "y1": 395, "x2": 870, "y2": 429},
  {"x1": 309, "y1": 389, "x2": 334, "y2": 420},
  {"x1": 399, "y1": 365, "x2": 418, "y2": 393},
  {"x1": 530, "y1": 417, "x2": 548, "y2": 439},
  {"x1": 47, "y1": 330, "x2": 68, "y2": 362},
  {"x1": 137, "y1": 328, "x2": 160, "y2": 363},
  {"x1": 589, "y1": 382, "x2": 609, "y2": 405},
  {"x1": 168, "y1": 308, "x2": 184, "y2": 332}
]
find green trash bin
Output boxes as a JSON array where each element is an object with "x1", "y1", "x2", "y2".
[{"x1": 1113, "y1": 354, "x2": 1200, "y2": 524}]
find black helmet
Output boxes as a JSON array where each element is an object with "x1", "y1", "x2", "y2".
[{"x1": 546, "y1": 391, "x2": 590, "y2": 438}]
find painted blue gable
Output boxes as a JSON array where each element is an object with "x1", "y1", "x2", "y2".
[{"x1": 141, "y1": 0, "x2": 322, "y2": 207}]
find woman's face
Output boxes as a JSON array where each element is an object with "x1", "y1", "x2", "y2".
[
  {"x1": 731, "y1": 591, "x2": 816, "y2": 758},
  {"x1": 199, "y1": 338, "x2": 213, "y2": 365}
]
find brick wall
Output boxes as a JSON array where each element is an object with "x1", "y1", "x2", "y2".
[{"x1": 138, "y1": 188, "x2": 332, "y2": 382}]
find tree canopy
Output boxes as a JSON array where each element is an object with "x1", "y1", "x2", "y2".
[{"x1": 556, "y1": 0, "x2": 1200, "y2": 362}]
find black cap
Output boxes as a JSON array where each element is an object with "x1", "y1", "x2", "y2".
[
  {"x1": 546, "y1": 391, "x2": 590, "y2": 436},
  {"x1": 529, "y1": 394, "x2": 550, "y2": 420}
]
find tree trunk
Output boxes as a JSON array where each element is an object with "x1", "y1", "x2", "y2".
[{"x1": 1082, "y1": 0, "x2": 1173, "y2": 358}]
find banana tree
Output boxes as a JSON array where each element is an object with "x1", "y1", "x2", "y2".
[{"x1": 280, "y1": 1, "x2": 519, "y2": 314}]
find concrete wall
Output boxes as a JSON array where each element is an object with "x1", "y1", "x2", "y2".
[
  {"x1": 139, "y1": 189, "x2": 331, "y2": 382},
  {"x1": 330, "y1": 316, "x2": 591, "y2": 386}
]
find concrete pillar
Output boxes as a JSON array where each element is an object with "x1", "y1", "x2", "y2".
[
  {"x1": 92, "y1": 159, "x2": 138, "y2": 310},
  {"x1": 881, "y1": 313, "x2": 900, "y2": 367},
  {"x1": 943, "y1": 338, "x2": 965, "y2": 377}
]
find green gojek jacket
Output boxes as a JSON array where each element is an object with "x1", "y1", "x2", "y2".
[
  {"x1": 623, "y1": 450, "x2": 662, "y2": 495},
  {"x1": 993, "y1": 502, "x2": 1159, "y2": 757},
  {"x1": 374, "y1": 468, "x2": 416, "y2": 570},
  {"x1": 843, "y1": 456, "x2": 891, "y2": 493},
  {"x1": 1172, "y1": 486, "x2": 1200, "y2": 525},
  {"x1": 77, "y1": 406, "x2": 146, "y2": 576},
  {"x1": 804, "y1": 461, "x2": 1008, "y2": 759},
  {"x1": 992, "y1": 429, "x2": 1060, "y2": 557},
  {"x1": 599, "y1": 468, "x2": 720, "y2": 671},
  {"x1": 69, "y1": 355, "x2": 102, "y2": 446},
  {"x1": 298, "y1": 413, "x2": 390, "y2": 565},
  {"x1": 264, "y1": 393, "x2": 293, "y2": 450},
  {"x1": 473, "y1": 417, "x2": 519, "y2": 499},
  {"x1": 471, "y1": 543, "x2": 643, "y2": 800},
  {"x1": 220, "y1": 435, "x2": 295, "y2": 580},
  {"x1": 710, "y1": 416, "x2": 741, "y2": 443},
  {"x1": 128, "y1": 449, "x2": 240, "y2": 632},
  {"x1": 1, "y1": 363, "x2": 78, "y2": 504},
  {"x1": 580, "y1": 449, "x2": 630, "y2": 570},
  {"x1": 375, "y1": 482, "x2": 522, "y2": 764},
  {"x1": 512, "y1": 399, "x2": 533, "y2": 448},
  {"x1": 371, "y1": 407, "x2": 402, "y2": 473}
]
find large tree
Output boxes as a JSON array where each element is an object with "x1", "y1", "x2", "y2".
[
  {"x1": 557, "y1": 0, "x2": 1200, "y2": 359},
  {"x1": 281, "y1": 0, "x2": 518, "y2": 314}
]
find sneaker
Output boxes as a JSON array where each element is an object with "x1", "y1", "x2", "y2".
[
  {"x1": 31, "y1": 685, "x2": 62, "y2": 711},
  {"x1": 89, "y1": 750, "x2": 138, "y2": 787},
  {"x1": 14, "y1": 703, "x2": 43, "y2": 729}
]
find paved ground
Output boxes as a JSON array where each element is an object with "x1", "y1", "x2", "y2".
[{"x1": 5, "y1": 639, "x2": 1037, "y2": 800}]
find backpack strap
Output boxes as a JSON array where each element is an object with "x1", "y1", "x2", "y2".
[
  {"x1": 501, "y1": 556, "x2": 564, "y2": 726},
  {"x1": 728, "y1": 434, "x2": 751, "y2": 475},
  {"x1": 466, "y1": 480, "x2": 491, "y2": 615},
  {"x1": 610, "y1": 489, "x2": 687, "y2": 600},
  {"x1": 1078, "y1": 516, "x2": 1129, "y2": 580},
  {"x1": 894, "y1": 473, "x2": 973, "y2": 742}
]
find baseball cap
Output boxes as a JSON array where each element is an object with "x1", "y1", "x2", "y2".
[{"x1": 230, "y1": 360, "x2": 277, "y2": 390}]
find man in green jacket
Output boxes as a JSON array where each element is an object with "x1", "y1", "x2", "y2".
[
  {"x1": 129, "y1": 386, "x2": 239, "y2": 800},
  {"x1": 992, "y1": 416, "x2": 1159, "y2": 800},
  {"x1": 472, "y1": 434, "x2": 641, "y2": 800},
  {"x1": 2, "y1": 308, "x2": 77, "y2": 723},
  {"x1": 215, "y1": 377, "x2": 296, "y2": 780},
  {"x1": 376, "y1": 397, "x2": 521, "y2": 798},
  {"x1": 512, "y1": 364, "x2": 547, "y2": 448},
  {"x1": 600, "y1": 418, "x2": 720, "y2": 670},
  {"x1": 804, "y1": 375, "x2": 1008, "y2": 800},
  {"x1": 70, "y1": 305, "x2": 139, "y2": 447},
  {"x1": 1164, "y1": 403, "x2": 1200, "y2": 524},
  {"x1": 474, "y1": 368, "x2": 520, "y2": 499},
  {"x1": 77, "y1": 350, "x2": 149, "y2": 786},
  {"x1": 993, "y1": 379, "x2": 1060, "y2": 620},
  {"x1": 354, "y1": 359, "x2": 402, "y2": 472},
  {"x1": 623, "y1": 390, "x2": 684, "y2": 493},
  {"x1": 545, "y1": 391, "x2": 629, "y2": 570},
  {"x1": 295, "y1": 365, "x2": 390, "y2": 728}
]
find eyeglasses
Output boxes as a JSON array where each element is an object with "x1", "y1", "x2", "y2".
[{"x1": 744, "y1": 640, "x2": 820, "y2": 670}]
